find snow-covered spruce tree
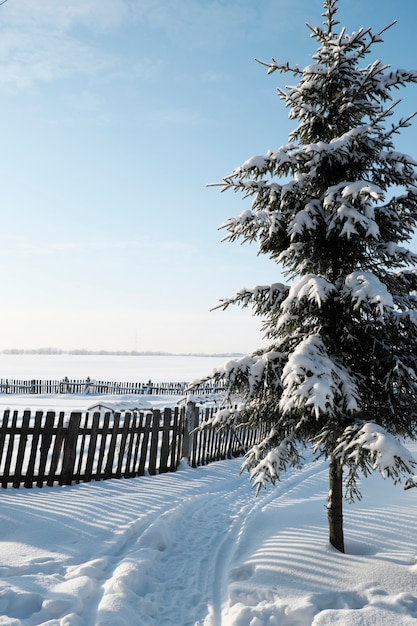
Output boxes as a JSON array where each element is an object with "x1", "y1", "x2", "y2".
[{"x1": 195, "y1": 0, "x2": 417, "y2": 553}]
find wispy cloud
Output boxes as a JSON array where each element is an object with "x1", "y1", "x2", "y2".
[
  {"x1": 0, "y1": 0, "x2": 129, "y2": 91},
  {"x1": 0, "y1": 31, "x2": 113, "y2": 91},
  {"x1": 0, "y1": 0, "x2": 305, "y2": 93},
  {"x1": 3, "y1": 0, "x2": 129, "y2": 32}
]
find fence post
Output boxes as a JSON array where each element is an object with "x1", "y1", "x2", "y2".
[
  {"x1": 182, "y1": 401, "x2": 199, "y2": 461},
  {"x1": 60, "y1": 412, "x2": 81, "y2": 486}
]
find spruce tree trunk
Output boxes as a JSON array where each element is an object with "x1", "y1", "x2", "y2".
[{"x1": 327, "y1": 455, "x2": 344, "y2": 553}]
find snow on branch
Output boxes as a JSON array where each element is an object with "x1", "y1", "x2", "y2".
[
  {"x1": 390, "y1": 356, "x2": 417, "y2": 383},
  {"x1": 377, "y1": 242, "x2": 417, "y2": 266},
  {"x1": 336, "y1": 422, "x2": 416, "y2": 481},
  {"x1": 324, "y1": 180, "x2": 383, "y2": 239},
  {"x1": 396, "y1": 268, "x2": 417, "y2": 292},
  {"x1": 228, "y1": 144, "x2": 298, "y2": 179},
  {"x1": 383, "y1": 111, "x2": 417, "y2": 143},
  {"x1": 277, "y1": 274, "x2": 336, "y2": 331},
  {"x1": 279, "y1": 335, "x2": 360, "y2": 419},
  {"x1": 254, "y1": 58, "x2": 302, "y2": 77},
  {"x1": 280, "y1": 274, "x2": 336, "y2": 312},
  {"x1": 343, "y1": 271, "x2": 394, "y2": 317},
  {"x1": 287, "y1": 200, "x2": 321, "y2": 239},
  {"x1": 218, "y1": 208, "x2": 273, "y2": 244},
  {"x1": 212, "y1": 283, "x2": 289, "y2": 312},
  {"x1": 382, "y1": 69, "x2": 417, "y2": 90},
  {"x1": 379, "y1": 150, "x2": 417, "y2": 183},
  {"x1": 189, "y1": 351, "x2": 286, "y2": 403},
  {"x1": 241, "y1": 430, "x2": 303, "y2": 491},
  {"x1": 291, "y1": 126, "x2": 377, "y2": 176},
  {"x1": 340, "y1": 181, "x2": 383, "y2": 202}
]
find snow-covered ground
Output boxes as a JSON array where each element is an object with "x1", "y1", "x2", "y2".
[
  {"x1": 0, "y1": 355, "x2": 417, "y2": 625},
  {"x1": 1, "y1": 450, "x2": 417, "y2": 625}
]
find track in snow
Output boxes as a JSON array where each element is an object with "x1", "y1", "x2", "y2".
[
  {"x1": 5, "y1": 456, "x2": 325, "y2": 626},
  {"x1": 92, "y1": 459, "x2": 324, "y2": 626}
]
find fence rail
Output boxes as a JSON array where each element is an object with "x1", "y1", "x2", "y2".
[
  {"x1": 0, "y1": 404, "x2": 267, "y2": 489},
  {"x1": 0, "y1": 378, "x2": 223, "y2": 396}
]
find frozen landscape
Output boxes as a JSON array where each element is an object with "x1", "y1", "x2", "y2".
[
  {"x1": 0, "y1": 355, "x2": 416, "y2": 625},
  {"x1": 1, "y1": 0, "x2": 417, "y2": 622}
]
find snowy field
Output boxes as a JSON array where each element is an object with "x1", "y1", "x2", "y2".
[
  {"x1": 0, "y1": 355, "x2": 417, "y2": 625},
  {"x1": 0, "y1": 353, "x2": 227, "y2": 413},
  {"x1": 0, "y1": 354, "x2": 229, "y2": 384}
]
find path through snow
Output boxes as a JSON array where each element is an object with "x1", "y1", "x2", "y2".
[{"x1": 0, "y1": 453, "x2": 417, "y2": 625}]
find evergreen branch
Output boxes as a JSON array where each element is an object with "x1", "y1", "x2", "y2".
[
  {"x1": 386, "y1": 111, "x2": 417, "y2": 138},
  {"x1": 377, "y1": 19, "x2": 398, "y2": 39},
  {"x1": 211, "y1": 283, "x2": 289, "y2": 313},
  {"x1": 255, "y1": 58, "x2": 302, "y2": 76}
]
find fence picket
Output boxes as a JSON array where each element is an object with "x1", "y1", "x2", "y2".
[
  {"x1": 83, "y1": 413, "x2": 100, "y2": 483},
  {"x1": 0, "y1": 410, "x2": 10, "y2": 486},
  {"x1": 3, "y1": 411, "x2": 18, "y2": 487},
  {"x1": 131, "y1": 413, "x2": 143, "y2": 476},
  {"x1": 24, "y1": 411, "x2": 42, "y2": 488},
  {"x1": 159, "y1": 409, "x2": 171, "y2": 474},
  {"x1": 38, "y1": 412, "x2": 54, "y2": 487},
  {"x1": 74, "y1": 414, "x2": 87, "y2": 484},
  {"x1": 48, "y1": 412, "x2": 65, "y2": 487},
  {"x1": 170, "y1": 407, "x2": 182, "y2": 471},
  {"x1": 122, "y1": 414, "x2": 137, "y2": 478},
  {"x1": 124, "y1": 413, "x2": 138, "y2": 478},
  {"x1": 14, "y1": 411, "x2": 30, "y2": 488},
  {"x1": 148, "y1": 410, "x2": 161, "y2": 476},
  {"x1": 104, "y1": 413, "x2": 120, "y2": 479},
  {"x1": 115, "y1": 413, "x2": 131, "y2": 479},
  {"x1": 60, "y1": 413, "x2": 81, "y2": 486},
  {"x1": 138, "y1": 413, "x2": 152, "y2": 476},
  {"x1": 95, "y1": 412, "x2": 110, "y2": 480}
]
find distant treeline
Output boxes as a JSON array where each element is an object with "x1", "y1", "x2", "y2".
[{"x1": 0, "y1": 348, "x2": 243, "y2": 357}]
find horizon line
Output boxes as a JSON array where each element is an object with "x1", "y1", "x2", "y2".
[{"x1": 0, "y1": 348, "x2": 244, "y2": 358}]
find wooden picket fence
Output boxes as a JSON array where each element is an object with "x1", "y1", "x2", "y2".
[
  {"x1": 0, "y1": 404, "x2": 268, "y2": 489},
  {"x1": 187, "y1": 405, "x2": 271, "y2": 469},
  {"x1": 0, "y1": 378, "x2": 222, "y2": 396}
]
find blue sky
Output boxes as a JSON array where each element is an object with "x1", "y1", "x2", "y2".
[{"x1": 0, "y1": 0, "x2": 416, "y2": 354}]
